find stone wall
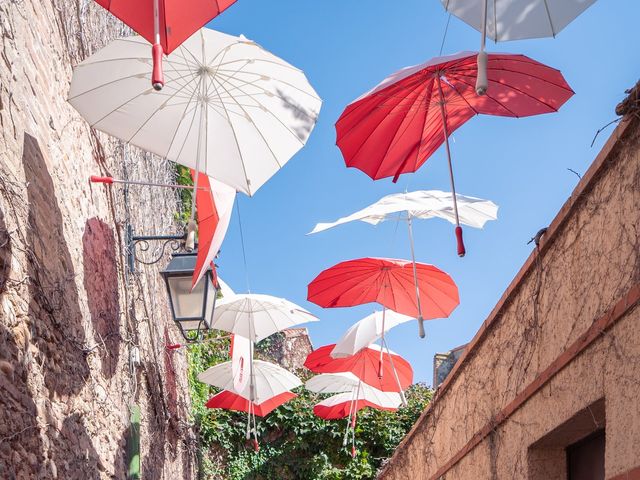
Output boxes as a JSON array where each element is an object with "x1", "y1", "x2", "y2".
[
  {"x1": 0, "y1": 1, "x2": 196, "y2": 478},
  {"x1": 377, "y1": 106, "x2": 640, "y2": 478}
]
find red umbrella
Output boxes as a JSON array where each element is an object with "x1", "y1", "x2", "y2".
[
  {"x1": 94, "y1": 0, "x2": 236, "y2": 90},
  {"x1": 190, "y1": 170, "x2": 236, "y2": 289},
  {"x1": 307, "y1": 257, "x2": 459, "y2": 337},
  {"x1": 304, "y1": 344, "x2": 413, "y2": 393},
  {"x1": 336, "y1": 51, "x2": 574, "y2": 255},
  {"x1": 205, "y1": 390, "x2": 296, "y2": 417}
]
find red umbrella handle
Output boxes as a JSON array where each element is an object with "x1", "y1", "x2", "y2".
[
  {"x1": 152, "y1": 44, "x2": 164, "y2": 91},
  {"x1": 90, "y1": 175, "x2": 113, "y2": 184},
  {"x1": 351, "y1": 446, "x2": 356, "y2": 458},
  {"x1": 455, "y1": 226, "x2": 466, "y2": 257},
  {"x1": 251, "y1": 438, "x2": 260, "y2": 452}
]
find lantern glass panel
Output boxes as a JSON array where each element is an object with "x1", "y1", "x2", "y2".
[{"x1": 168, "y1": 276, "x2": 205, "y2": 319}]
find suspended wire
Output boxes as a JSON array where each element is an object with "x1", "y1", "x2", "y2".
[
  {"x1": 439, "y1": 14, "x2": 452, "y2": 56},
  {"x1": 235, "y1": 198, "x2": 251, "y2": 293}
]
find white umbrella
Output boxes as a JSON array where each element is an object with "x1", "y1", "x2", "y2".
[
  {"x1": 309, "y1": 190, "x2": 498, "y2": 234},
  {"x1": 315, "y1": 390, "x2": 402, "y2": 412},
  {"x1": 198, "y1": 359, "x2": 301, "y2": 404},
  {"x1": 198, "y1": 358, "x2": 302, "y2": 444},
  {"x1": 310, "y1": 190, "x2": 497, "y2": 336},
  {"x1": 68, "y1": 28, "x2": 322, "y2": 243},
  {"x1": 440, "y1": 0, "x2": 597, "y2": 93},
  {"x1": 68, "y1": 29, "x2": 321, "y2": 196},
  {"x1": 330, "y1": 311, "x2": 414, "y2": 359},
  {"x1": 210, "y1": 294, "x2": 318, "y2": 342}
]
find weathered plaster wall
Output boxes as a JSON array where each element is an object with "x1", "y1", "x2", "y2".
[
  {"x1": 378, "y1": 113, "x2": 640, "y2": 479},
  {"x1": 0, "y1": 1, "x2": 196, "y2": 478}
]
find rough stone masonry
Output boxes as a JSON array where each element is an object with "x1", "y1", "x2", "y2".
[{"x1": 0, "y1": 1, "x2": 198, "y2": 478}]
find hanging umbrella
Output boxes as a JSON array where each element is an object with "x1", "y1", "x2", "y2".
[
  {"x1": 206, "y1": 390, "x2": 296, "y2": 417},
  {"x1": 439, "y1": 0, "x2": 597, "y2": 94},
  {"x1": 313, "y1": 391, "x2": 400, "y2": 420},
  {"x1": 210, "y1": 294, "x2": 318, "y2": 343},
  {"x1": 198, "y1": 359, "x2": 302, "y2": 448},
  {"x1": 230, "y1": 333, "x2": 252, "y2": 393},
  {"x1": 304, "y1": 344, "x2": 413, "y2": 394},
  {"x1": 312, "y1": 382, "x2": 402, "y2": 457},
  {"x1": 336, "y1": 52, "x2": 572, "y2": 254},
  {"x1": 309, "y1": 189, "x2": 498, "y2": 256},
  {"x1": 307, "y1": 257, "x2": 459, "y2": 338},
  {"x1": 93, "y1": 0, "x2": 236, "y2": 90},
  {"x1": 191, "y1": 171, "x2": 236, "y2": 288},
  {"x1": 330, "y1": 311, "x2": 414, "y2": 358},
  {"x1": 198, "y1": 359, "x2": 301, "y2": 404},
  {"x1": 68, "y1": 29, "x2": 322, "y2": 244}
]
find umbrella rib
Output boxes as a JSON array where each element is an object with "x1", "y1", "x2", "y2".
[
  {"x1": 68, "y1": 69, "x2": 157, "y2": 101},
  {"x1": 375, "y1": 79, "x2": 437, "y2": 180},
  {"x1": 215, "y1": 74, "x2": 311, "y2": 147},
  {"x1": 126, "y1": 72, "x2": 199, "y2": 145},
  {"x1": 343, "y1": 81, "x2": 429, "y2": 165},
  {"x1": 212, "y1": 76, "x2": 286, "y2": 163}
]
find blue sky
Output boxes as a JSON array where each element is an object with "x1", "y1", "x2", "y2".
[{"x1": 207, "y1": 0, "x2": 638, "y2": 385}]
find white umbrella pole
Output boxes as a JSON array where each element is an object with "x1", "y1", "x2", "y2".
[
  {"x1": 89, "y1": 176, "x2": 209, "y2": 191},
  {"x1": 407, "y1": 214, "x2": 425, "y2": 338},
  {"x1": 379, "y1": 287, "x2": 388, "y2": 378},
  {"x1": 476, "y1": 0, "x2": 489, "y2": 95},
  {"x1": 151, "y1": 0, "x2": 164, "y2": 90},
  {"x1": 436, "y1": 76, "x2": 466, "y2": 258},
  {"x1": 343, "y1": 385, "x2": 358, "y2": 446},
  {"x1": 185, "y1": 79, "x2": 207, "y2": 251},
  {"x1": 383, "y1": 338, "x2": 408, "y2": 407}
]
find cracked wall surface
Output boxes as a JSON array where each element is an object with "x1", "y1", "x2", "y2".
[
  {"x1": 377, "y1": 114, "x2": 640, "y2": 479},
  {"x1": 0, "y1": 1, "x2": 197, "y2": 478}
]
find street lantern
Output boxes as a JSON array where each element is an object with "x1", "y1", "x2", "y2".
[{"x1": 160, "y1": 252, "x2": 218, "y2": 341}]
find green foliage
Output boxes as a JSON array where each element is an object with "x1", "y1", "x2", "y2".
[
  {"x1": 175, "y1": 164, "x2": 194, "y2": 224},
  {"x1": 187, "y1": 338, "x2": 432, "y2": 480}
]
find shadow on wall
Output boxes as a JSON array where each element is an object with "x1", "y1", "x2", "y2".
[
  {"x1": 82, "y1": 217, "x2": 121, "y2": 378},
  {"x1": 0, "y1": 324, "x2": 45, "y2": 478},
  {"x1": 141, "y1": 360, "x2": 168, "y2": 480},
  {"x1": 0, "y1": 206, "x2": 10, "y2": 294},
  {"x1": 48, "y1": 413, "x2": 103, "y2": 478},
  {"x1": 23, "y1": 133, "x2": 89, "y2": 396}
]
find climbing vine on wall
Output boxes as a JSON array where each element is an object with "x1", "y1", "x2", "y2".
[{"x1": 186, "y1": 334, "x2": 432, "y2": 480}]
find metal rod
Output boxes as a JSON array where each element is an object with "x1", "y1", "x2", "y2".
[
  {"x1": 436, "y1": 75, "x2": 460, "y2": 229},
  {"x1": 407, "y1": 215, "x2": 426, "y2": 338},
  {"x1": 383, "y1": 337, "x2": 408, "y2": 407},
  {"x1": 153, "y1": 0, "x2": 161, "y2": 45},
  {"x1": 93, "y1": 177, "x2": 208, "y2": 191},
  {"x1": 480, "y1": 0, "x2": 488, "y2": 52}
]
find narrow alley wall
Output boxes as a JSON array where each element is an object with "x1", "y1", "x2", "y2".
[{"x1": 0, "y1": 1, "x2": 197, "y2": 478}]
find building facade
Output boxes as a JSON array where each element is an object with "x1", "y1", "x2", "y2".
[{"x1": 378, "y1": 95, "x2": 640, "y2": 480}]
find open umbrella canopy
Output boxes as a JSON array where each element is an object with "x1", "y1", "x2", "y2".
[
  {"x1": 336, "y1": 51, "x2": 573, "y2": 182},
  {"x1": 94, "y1": 0, "x2": 236, "y2": 53},
  {"x1": 307, "y1": 257, "x2": 459, "y2": 320},
  {"x1": 191, "y1": 171, "x2": 236, "y2": 288},
  {"x1": 441, "y1": 0, "x2": 597, "y2": 42},
  {"x1": 309, "y1": 190, "x2": 498, "y2": 234},
  {"x1": 68, "y1": 29, "x2": 322, "y2": 196},
  {"x1": 210, "y1": 294, "x2": 318, "y2": 342},
  {"x1": 206, "y1": 390, "x2": 296, "y2": 417},
  {"x1": 313, "y1": 391, "x2": 400, "y2": 420},
  {"x1": 94, "y1": 0, "x2": 236, "y2": 89},
  {"x1": 330, "y1": 310, "x2": 414, "y2": 358},
  {"x1": 304, "y1": 344, "x2": 413, "y2": 392},
  {"x1": 198, "y1": 359, "x2": 302, "y2": 404}
]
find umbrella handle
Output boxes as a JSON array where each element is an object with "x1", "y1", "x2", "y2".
[
  {"x1": 90, "y1": 175, "x2": 113, "y2": 184},
  {"x1": 475, "y1": 51, "x2": 488, "y2": 96},
  {"x1": 455, "y1": 226, "x2": 466, "y2": 257},
  {"x1": 417, "y1": 316, "x2": 426, "y2": 339},
  {"x1": 152, "y1": 44, "x2": 164, "y2": 91},
  {"x1": 252, "y1": 438, "x2": 260, "y2": 452},
  {"x1": 378, "y1": 358, "x2": 383, "y2": 379},
  {"x1": 351, "y1": 445, "x2": 357, "y2": 458}
]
